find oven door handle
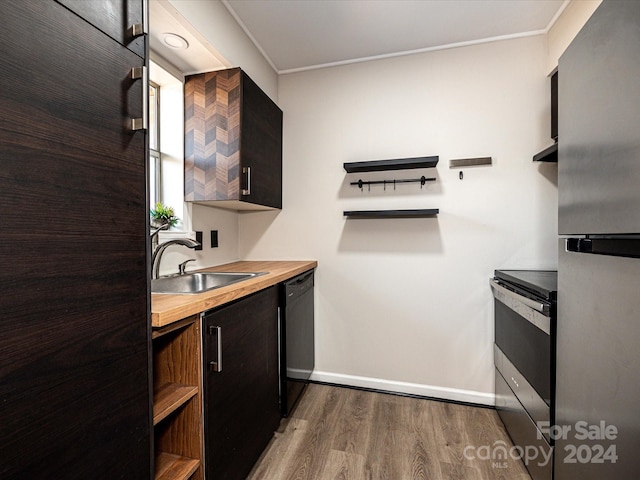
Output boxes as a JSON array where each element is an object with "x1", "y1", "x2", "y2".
[
  {"x1": 491, "y1": 279, "x2": 551, "y2": 335},
  {"x1": 490, "y1": 279, "x2": 550, "y2": 316}
]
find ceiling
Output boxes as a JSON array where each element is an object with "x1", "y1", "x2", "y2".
[
  {"x1": 149, "y1": 0, "x2": 227, "y2": 77},
  {"x1": 150, "y1": 0, "x2": 568, "y2": 76}
]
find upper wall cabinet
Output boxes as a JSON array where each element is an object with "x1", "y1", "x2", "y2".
[
  {"x1": 533, "y1": 70, "x2": 558, "y2": 162},
  {"x1": 184, "y1": 68, "x2": 283, "y2": 211},
  {"x1": 56, "y1": 0, "x2": 146, "y2": 58}
]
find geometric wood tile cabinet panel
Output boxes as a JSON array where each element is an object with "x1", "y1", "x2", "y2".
[{"x1": 184, "y1": 68, "x2": 283, "y2": 211}]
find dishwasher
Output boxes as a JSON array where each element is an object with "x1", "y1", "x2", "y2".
[{"x1": 280, "y1": 270, "x2": 315, "y2": 417}]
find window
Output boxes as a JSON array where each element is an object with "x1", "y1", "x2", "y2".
[{"x1": 149, "y1": 80, "x2": 161, "y2": 206}]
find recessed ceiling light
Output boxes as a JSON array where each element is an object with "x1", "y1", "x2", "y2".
[{"x1": 162, "y1": 33, "x2": 189, "y2": 50}]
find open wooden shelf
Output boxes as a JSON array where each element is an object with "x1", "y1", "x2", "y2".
[
  {"x1": 152, "y1": 316, "x2": 199, "y2": 339},
  {"x1": 155, "y1": 452, "x2": 200, "y2": 480},
  {"x1": 344, "y1": 156, "x2": 439, "y2": 173},
  {"x1": 344, "y1": 208, "x2": 439, "y2": 218},
  {"x1": 152, "y1": 315, "x2": 203, "y2": 480},
  {"x1": 153, "y1": 383, "x2": 199, "y2": 426}
]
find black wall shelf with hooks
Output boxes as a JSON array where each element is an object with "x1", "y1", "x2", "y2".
[
  {"x1": 344, "y1": 156, "x2": 439, "y2": 173},
  {"x1": 351, "y1": 176, "x2": 436, "y2": 191},
  {"x1": 344, "y1": 209, "x2": 439, "y2": 219}
]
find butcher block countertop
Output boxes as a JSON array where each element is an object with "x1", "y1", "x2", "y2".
[{"x1": 151, "y1": 260, "x2": 317, "y2": 328}]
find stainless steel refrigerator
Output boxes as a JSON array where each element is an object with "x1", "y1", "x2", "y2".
[{"x1": 556, "y1": 1, "x2": 640, "y2": 479}]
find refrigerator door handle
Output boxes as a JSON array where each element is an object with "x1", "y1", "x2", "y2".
[{"x1": 566, "y1": 238, "x2": 640, "y2": 258}]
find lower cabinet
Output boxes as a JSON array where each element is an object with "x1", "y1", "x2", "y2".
[
  {"x1": 202, "y1": 287, "x2": 281, "y2": 480},
  {"x1": 152, "y1": 316, "x2": 204, "y2": 480}
]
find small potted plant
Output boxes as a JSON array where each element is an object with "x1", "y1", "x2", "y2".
[{"x1": 150, "y1": 202, "x2": 179, "y2": 231}]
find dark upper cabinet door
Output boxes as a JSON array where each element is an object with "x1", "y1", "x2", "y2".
[
  {"x1": 203, "y1": 287, "x2": 280, "y2": 480},
  {"x1": 57, "y1": 0, "x2": 146, "y2": 58},
  {"x1": 550, "y1": 70, "x2": 558, "y2": 141},
  {"x1": 0, "y1": 2, "x2": 150, "y2": 478},
  {"x1": 240, "y1": 71, "x2": 283, "y2": 209}
]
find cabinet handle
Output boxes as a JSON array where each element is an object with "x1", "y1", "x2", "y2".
[
  {"x1": 128, "y1": 0, "x2": 149, "y2": 38},
  {"x1": 129, "y1": 66, "x2": 148, "y2": 131},
  {"x1": 277, "y1": 307, "x2": 282, "y2": 393},
  {"x1": 209, "y1": 325, "x2": 222, "y2": 372},
  {"x1": 241, "y1": 166, "x2": 251, "y2": 196}
]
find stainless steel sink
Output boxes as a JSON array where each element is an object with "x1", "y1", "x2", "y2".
[{"x1": 151, "y1": 272, "x2": 264, "y2": 294}]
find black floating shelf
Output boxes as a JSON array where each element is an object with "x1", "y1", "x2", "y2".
[
  {"x1": 344, "y1": 209, "x2": 439, "y2": 219},
  {"x1": 344, "y1": 156, "x2": 439, "y2": 173},
  {"x1": 533, "y1": 143, "x2": 558, "y2": 162}
]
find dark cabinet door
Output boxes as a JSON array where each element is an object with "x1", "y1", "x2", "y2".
[
  {"x1": 57, "y1": 0, "x2": 145, "y2": 57},
  {"x1": 0, "y1": 2, "x2": 150, "y2": 479},
  {"x1": 550, "y1": 70, "x2": 558, "y2": 141},
  {"x1": 240, "y1": 71, "x2": 283, "y2": 209},
  {"x1": 203, "y1": 287, "x2": 280, "y2": 480}
]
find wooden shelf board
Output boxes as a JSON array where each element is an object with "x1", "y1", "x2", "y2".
[
  {"x1": 344, "y1": 209, "x2": 439, "y2": 218},
  {"x1": 153, "y1": 383, "x2": 198, "y2": 425},
  {"x1": 344, "y1": 156, "x2": 439, "y2": 173},
  {"x1": 155, "y1": 451, "x2": 199, "y2": 480},
  {"x1": 152, "y1": 316, "x2": 196, "y2": 340}
]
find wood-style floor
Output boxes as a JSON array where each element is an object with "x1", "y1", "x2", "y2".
[{"x1": 248, "y1": 384, "x2": 531, "y2": 480}]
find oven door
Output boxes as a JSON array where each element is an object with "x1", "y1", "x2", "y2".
[{"x1": 491, "y1": 279, "x2": 554, "y2": 406}]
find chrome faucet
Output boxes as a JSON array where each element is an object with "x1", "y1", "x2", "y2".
[{"x1": 151, "y1": 238, "x2": 201, "y2": 279}]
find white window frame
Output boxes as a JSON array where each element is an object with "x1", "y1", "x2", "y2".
[{"x1": 149, "y1": 80, "x2": 162, "y2": 206}]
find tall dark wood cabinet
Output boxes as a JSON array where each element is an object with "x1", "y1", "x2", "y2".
[
  {"x1": 184, "y1": 68, "x2": 283, "y2": 211},
  {"x1": 202, "y1": 287, "x2": 281, "y2": 479},
  {"x1": 0, "y1": 1, "x2": 151, "y2": 478}
]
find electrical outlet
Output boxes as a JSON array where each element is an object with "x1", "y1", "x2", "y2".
[
  {"x1": 195, "y1": 231, "x2": 203, "y2": 250},
  {"x1": 211, "y1": 230, "x2": 218, "y2": 248}
]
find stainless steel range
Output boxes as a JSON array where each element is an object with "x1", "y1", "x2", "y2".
[{"x1": 491, "y1": 269, "x2": 557, "y2": 480}]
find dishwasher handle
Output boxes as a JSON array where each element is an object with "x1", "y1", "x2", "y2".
[{"x1": 284, "y1": 271, "x2": 314, "y2": 301}]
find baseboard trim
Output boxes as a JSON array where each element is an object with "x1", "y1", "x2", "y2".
[{"x1": 309, "y1": 371, "x2": 495, "y2": 408}]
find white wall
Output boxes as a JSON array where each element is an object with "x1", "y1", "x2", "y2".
[
  {"x1": 238, "y1": 35, "x2": 558, "y2": 404},
  {"x1": 546, "y1": 0, "x2": 602, "y2": 74}
]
